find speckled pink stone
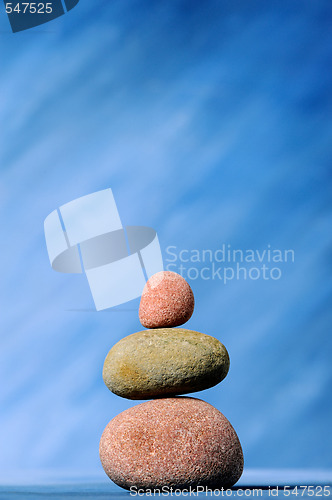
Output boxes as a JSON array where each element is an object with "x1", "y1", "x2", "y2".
[
  {"x1": 99, "y1": 397, "x2": 244, "y2": 490},
  {"x1": 139, "y1": 271, "x2": 195, "y2": 328}
]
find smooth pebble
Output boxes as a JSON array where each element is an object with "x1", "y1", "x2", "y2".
[
  {"x1": 139, "y1": 271, "x2": 194, "y2": 328},
  {"x1": 102, "y1": 328, "x2": 230, "y2": 399},
  {"x1": 99, "y1": 397, "x2": 244, "y2": 491}
]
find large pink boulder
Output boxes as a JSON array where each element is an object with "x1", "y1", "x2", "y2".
[{"x1": 99, "y1": 397, "x2": 243, "y2": 491}]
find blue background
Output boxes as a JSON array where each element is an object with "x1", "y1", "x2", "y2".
[{"x1": 0, "y1": 0, "x2": 331, "y2": 486}]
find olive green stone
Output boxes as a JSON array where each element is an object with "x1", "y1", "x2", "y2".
[{"x1": 102, "y1": 328, "x2": 230, "y2": 399}]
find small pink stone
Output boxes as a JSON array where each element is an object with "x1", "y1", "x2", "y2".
[{"x1": 139, "y1": 271, "x2": 195, "y2": 328}]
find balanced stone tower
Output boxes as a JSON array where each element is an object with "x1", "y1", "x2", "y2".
[{"x1": 99, "y1": 271, "x2": 244, "y2": 491}]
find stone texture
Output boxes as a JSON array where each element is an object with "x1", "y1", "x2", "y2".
[
  {"x1": 99, "y1": 397, "x2": 244, "y2": 491},
  {"x1": 139, "y1": 271, "x2": 194, "y2": 328},
  {"x1": 102, "y1": 328, "x2": 230, "y2": 399}
]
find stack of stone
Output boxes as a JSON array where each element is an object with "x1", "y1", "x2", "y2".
[{"x1": 99, "y1": 271, "x2": 243, "y2": 492}]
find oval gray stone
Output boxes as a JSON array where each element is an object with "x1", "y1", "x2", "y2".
[{"x1": 102, "y1": 328, "x2": 230, "y2": 399}]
